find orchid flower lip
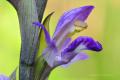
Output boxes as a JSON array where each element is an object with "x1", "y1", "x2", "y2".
[
  {"x1": 91, "y1": 41, "x2": 103, "y2": 51},
  {"x1": 62, "y1": 36, "x2": 102, "y2": 54}
]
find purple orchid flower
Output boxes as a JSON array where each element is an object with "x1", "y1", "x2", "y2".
[
  {"x1": 33, "y1": 5, "x2": 102, "y2": 68},
  {"x1": 0, "y1": 74, "x2": 10, "y2": 80}
]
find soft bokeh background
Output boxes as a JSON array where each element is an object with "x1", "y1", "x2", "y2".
[{"x1": 0, "y1": 0, "x2": 120, "y2": 80}]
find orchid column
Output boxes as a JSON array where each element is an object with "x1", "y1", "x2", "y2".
[{"x1": 8, "y1": 0, "x2": 47, "y2": 80}]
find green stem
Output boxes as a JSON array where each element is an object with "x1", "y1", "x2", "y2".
[
  {"x1": 39, "y1": 65, "x2": 52, "y2": 80},
  {"x1": 34, "y1": 57, "x2": 52, "y2": 80}
]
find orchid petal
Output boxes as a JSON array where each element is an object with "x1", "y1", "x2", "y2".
[
  {"x1": 53, "y1": 6, "x2": 94, "y2": 49},
  {"x1": 37, "y1": 12, "x2": 53, "y2": 57},
  {"x1": 0, "y1": 74, "x2": 10, "y2": 80},
  {"x1": 33, "y1": 22, "x2": 59, "y2": 67},
  {"x1": 53, "y1": 6, "x2": 94, "y2": 37},
  {"x1": 63, "y1": 36, "x2": 102, "y2": 54},
  {"x1": 42, "y1": 45, "x2": 57, "y2": 67},
  {"x1": 60, "y1": 38, "x2": 71, "y2": 50},
  {"x1": 33, "y1": 22, "x2": 51, "y2": 45},
  {"x1": 61, "y1": 52, "x2": 88, "y2": 67}
]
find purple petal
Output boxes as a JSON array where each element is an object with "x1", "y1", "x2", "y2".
[
  {"x1": 33, "y1": 22, "x2": 51, "y2": 45},
  {"x1": 42, "y1": 47, "x2": 57, "y2": 67},
  {"x1": 63, "y1": 36, "x2": 102, "y2": 53},
  {"x1": 53, "y1": 6, "x2": 94, "y2": 49},
  {"x1": 53, "y1": 6, "x2": 94, "y2": 37},
  {"x1": 60, "y1": 38, "x2": 71, "y2": 50},
  {"x1": 0, "y1": 74, "x2": 10, "y2": 80},
  {"x1": 61, "y1": 52, "x2": 88, "y2": 67},
  {"x1": 76, "y1": 52, "x2": 89, "y2": 60}
]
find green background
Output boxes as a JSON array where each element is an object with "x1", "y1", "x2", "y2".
[{"x1": 0, "y1": 0, "x2": 120, "y2": 80}]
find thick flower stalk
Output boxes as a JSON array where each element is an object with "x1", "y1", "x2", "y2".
[
  {"x1": 33, "y1": 5, "x2": 102, "y2": 79},
  {"x1": 7, "y1": 0, "x2": 48, "y2": 80}
]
